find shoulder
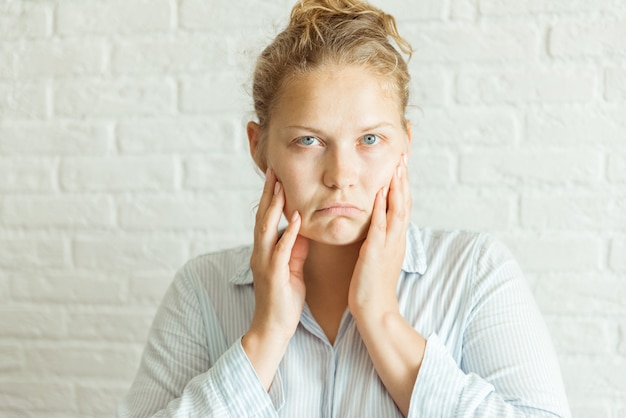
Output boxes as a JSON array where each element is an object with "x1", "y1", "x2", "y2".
[
  {"x1": 411, "y1": 226, "x2": 522, "y2": 291},
  {"x1": 175, "y1": 244, "x2": 254, "y2": 292}
]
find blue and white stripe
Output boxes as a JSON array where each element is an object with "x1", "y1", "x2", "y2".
[{"x1": 118, "y1": 224, "x2": 571, "y2": 417}]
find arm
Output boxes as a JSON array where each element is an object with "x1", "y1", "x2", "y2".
[
  {"x1": 349, "y1": 154, "x2": 424, "y2": 416},
  {"x1": 117, "y1": 266, "x2": 281, "y2": 418},
  {"x1": 349, "y1": 156, "x2": 570, "y2": 417},
  {"x1": 408, "y1": 236, "x2": 571, "y2": 417}
]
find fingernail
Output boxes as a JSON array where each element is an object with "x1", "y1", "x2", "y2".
[
  {"x1": 274, "y1": 182, "x2": 281, "y2": 195},
  {"x1": 382, "y1": 187, "x2": 388, "y2": 198},
  {"x1": 396, "y1": 164, "x2": 402, "y2": 178},
  {"x1": 291, "y1": 210, "x2": 300, "y2": 222},
  {"x1": 402, "y1": 154, "x2": 408, "y2": 166}
]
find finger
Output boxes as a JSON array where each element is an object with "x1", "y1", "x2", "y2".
[
  {"x1": 289, "y1": 234, "x2": 309, "y2": 279},
  {"x1": 402, "y1": 154, "x2": 412, "y2": 222},
  {"x1": 365, "y1": 187, "x2": 387, "y2": 250},
  {"x1": 272, "y1": 210, "x2": 302, "y2": 267},
  {"x1": 256, "y1": 181, "x2": 286, "y2": 254},
  {"x1": 254, "y1": 168, "x2": 277, "y2": 226},
  {"x1": 387, "y1": 156, "x2": 409, "y2": 236}
]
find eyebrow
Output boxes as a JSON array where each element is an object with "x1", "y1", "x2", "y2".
[{"x1": 285, "y1": 122, "x2": 395, "y2": 136}]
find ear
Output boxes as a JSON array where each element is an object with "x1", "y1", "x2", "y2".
[{"x1": 246, "y1": 121, "x2": 267, "y2": 172}]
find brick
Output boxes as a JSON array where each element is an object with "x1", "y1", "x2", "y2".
[
  {"x1": 569, "y1": 404, "x2": 611, "y2": 418},
  {"x1": 545, "y1": 316, "x2": 617, "y2": 355},
  {"x1": 0, "y1": 274, "x2": 9, "y2": 303},
  {"x1": 75, "y1": 383, "x2": 128, "y2": 415},
  {"x1": 0, "y1": 381, "x2": 74, "y2": 412},
  {"x1": 56, "y1": 0, "x2": 170, "y2": 35},
  {"x1": 550, "y1": 20, "x2": 626, "y2": 57},
  {"x1": 372, "y1": 0, "x2": 444, "y2": 21},
  {"x1": 479, "y1": 0, "x2": 618, "y2": 15},
  {"x1": 605, "y1": 67, "x2": 626, "y2": 102},
  {"x1": 610, "y1": 237, "x2": 626, "y2": 272},
  {"x1": 179, "y1": 0, "x2": 288, "y2": 30},
  {"x1": 2, "y1": 196, "x2": 114, "y2": 228},
  {"x1": 0, "y1": 158, "x2": 55, "y2": 192},
  {"x1": 0, "y1": 82, "x2": 47, "y2": 119},
  {"x1": 12, "y1": 274, "x2": 125, "y2": 304},
  {"x1": 412, "y1": 190, "x2": 513, "y2": 230},
  {"x1": 113, "y1": 36, "x2": 234, "y2": 75},
  {"x1": 73, "y1": 236, "x2": 187, "y2": 272},
  {"x1": 620, "y1": 322, "x2": 626, "y2": 356},
  {"x1": 183, "y1": 156, "x2": 260, "y2": 190},
  {"x1": 67, "y1": 311, "x2": 153, "y2": 342},
  {"x1": 560, "y1": 356, "x2": 626, "y2": 398},
  {"x1": 521, "y1": 195, "x2": 626, "y2": 230},
  {"x1": 502, "y1": 235, "x2": 602, "y2": 273},
  {"x1": 191, "y1": 234, "x2": 253, "y2": 258},
  {"x1": 54, "y1": 79, "x2": 175, "y2": 117},
  {"x1": 117, "y1": 117, "x2": 239, "y2": 154},
  {"x1": 534, "y1": 275, "x2": 625, "y2": 315},
  {"x1": 413, "y1": 109, "x2": 519, "y2": 145},
  {"x1": 608, "y1": 152, "x2": 626, "y2": 182},
  {"x1": 404, "y1": 25, "x2": 539, "y2": 62},
  {"x1": 0, "y1": 47, "x2": 13, "y2": 78},
  {"x1": 14, "y1": 40, "x2": 105, "y2": 77},
  {"x1": 180, "y1": 73, "x2": 249, "y2": 113},
  {"x1": 408, "y1": 151, "x2": 454, "y2": 186},
  {"x1": 407, "y1": 69, "x2": 449, "y2": 106},
  {"x1": 0, "y1": 239, "x2": 68, "y2": 269},
  {"x1": 0, "y1": 121, "x2": 112, "y2": 155},
  {"x1": 0, "y1": 2, "x2": 51, "y2": 39},
  {"x1": 129, "y1": 273, "x2": 173, "y2": 305},
  {"x1": 0, "y1": 307, "x2": 65, "y2": 338},
  {"x1": 457, "y1": 68, "x2": 596, "y2": 104},
  {"x1": 460, "y1": 150, "x2": 602, "y2": 186},
  {"x1": 24, "y1": 345, "x2": 141, "y2": 379},
  {"x1": 60, "y1": 156, "x2": 176, "y2": 192},
  {"x1": 527, "y1": 108, "x2": 626, "y2": 145},
  {"x1": 118, "y1": 192, "x2": 259, "y2": 231},
  {"x1": 0, "y1": 344, "x2": 23, "y2": 373}
]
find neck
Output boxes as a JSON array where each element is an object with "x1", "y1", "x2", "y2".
[
  {"x1": 304, "y1": 240, "x2": 362, "y2": 284},
  {"x1": 302, "y1": 239, "x2": 363, "y2": 344}
]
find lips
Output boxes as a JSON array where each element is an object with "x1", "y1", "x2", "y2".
[{"x1": 317, "y1": 202, "x2": 363, "y2": 217}]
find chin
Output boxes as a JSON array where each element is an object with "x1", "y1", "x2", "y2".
[{"x1": 301, "y1": 218, "x2": 369, "y2": 247}]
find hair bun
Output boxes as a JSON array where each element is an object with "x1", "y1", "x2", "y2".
[{"x1": 289, "y1": 0, "x2": 412, "y2": 56}]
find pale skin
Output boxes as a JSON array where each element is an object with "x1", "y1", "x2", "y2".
[{"x1": 242, "y1": 65, "x2": 427, "y2": 417}]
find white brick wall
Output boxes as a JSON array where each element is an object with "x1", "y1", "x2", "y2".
[{"x1": 0, "y1": 0, "x2": 624, "y2": 416}]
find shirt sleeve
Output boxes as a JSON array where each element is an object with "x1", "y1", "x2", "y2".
[
  {"x1": 117, "y1": 266, "x2": 283, "y2": 418},
  {"x1": 407, "y1": 235, "x2": 572, "y2": 418}
]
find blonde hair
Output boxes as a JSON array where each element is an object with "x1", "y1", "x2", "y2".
[{"x1": 251, "y1": 0, "x2": 413, "y2": 170}]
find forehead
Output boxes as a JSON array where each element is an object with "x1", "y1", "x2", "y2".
[{"x1": 269, "y1": 65, "x2": 404, "y2": 129}]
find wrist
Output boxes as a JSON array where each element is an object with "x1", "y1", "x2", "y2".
[{"x1": 242, "y1": 327, "x2": 291, "y2": 392}]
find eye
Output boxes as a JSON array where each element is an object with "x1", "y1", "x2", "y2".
[
  {"x1": 297, "y1": 136, "x2": 320, "y2": 146},
  {"x1": 361, "y1": 134, "x2": 380, "y2": 145}
]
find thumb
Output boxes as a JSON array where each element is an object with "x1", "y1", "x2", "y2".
[{"x1": 289, "y1": 234, "x2": 309, "y2": 276}]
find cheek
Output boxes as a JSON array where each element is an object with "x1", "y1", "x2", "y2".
[{"x1": 369, "y1": 160, "x2": 397, "y2": 191}]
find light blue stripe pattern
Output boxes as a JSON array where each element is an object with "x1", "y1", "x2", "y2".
[{"x1": 118, "y1": 224, "x2": 571, "y2": 417}]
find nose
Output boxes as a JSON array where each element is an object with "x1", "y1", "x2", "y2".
[{"x1": 322, "y1": 145, "x2": 358, "y2": 190}]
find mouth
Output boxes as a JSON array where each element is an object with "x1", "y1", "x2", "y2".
[{"x1": 317, "y1": 202, "x2": 363, "y2": 217}]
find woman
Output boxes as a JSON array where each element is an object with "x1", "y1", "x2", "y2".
[{"x1": 118, "y1": 0, "x2": 571, "y2": 416}]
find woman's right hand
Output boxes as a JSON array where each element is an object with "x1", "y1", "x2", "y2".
[{"x1": 242, "y1": 168, "x2": 309, "y2": 390}]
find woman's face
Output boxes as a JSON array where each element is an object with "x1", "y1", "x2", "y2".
[{"x1": 249, "y1": 65, "x2": 411, "y2": 246}]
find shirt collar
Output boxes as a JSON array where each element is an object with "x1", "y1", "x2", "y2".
[{"x1": 230, "y1": 222, "x2": 428, "y2": 286}]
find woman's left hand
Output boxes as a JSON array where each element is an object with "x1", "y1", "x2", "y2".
[
  {"x1": 348, "y1": 154, "x2": 425, "y2": 417},
  {"x1": 348, "y1": 153, "x2": 411, "y2": 316}
]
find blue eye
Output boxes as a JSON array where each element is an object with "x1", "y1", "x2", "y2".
[
  {"x1": 298, "y1": 136, "x2": 319, "y2": 146},
  {"x1": 362, "y1": 134, "x2": 380, "y2": 145}
]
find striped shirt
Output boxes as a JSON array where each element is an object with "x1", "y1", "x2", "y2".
[{"x1": 118, "y1": 224, "x2": 571, "y2": 417}]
